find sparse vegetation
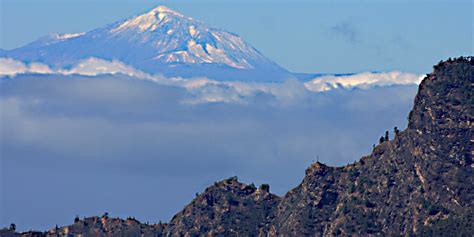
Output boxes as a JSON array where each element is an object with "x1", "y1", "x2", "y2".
[
  {"x1": 259, "y1": 184, "x2": 270, "y2": 192},
  {"x1": 394, "y1": 127, "x2": 400, "y2": 137}
]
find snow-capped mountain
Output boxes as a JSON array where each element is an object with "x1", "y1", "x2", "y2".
[{"x1": 0, "y1": 6, "x2": 290, "y2": 81}]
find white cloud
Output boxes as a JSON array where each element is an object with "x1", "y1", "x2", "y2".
[
  {"x1": 0, "y1": 58, "x2": 27, "y2": 75},
  {"x1": 28, "y1": 63, "x2": 54, "y2": 74},
  {"x1": 304, "y1": 71, "x2": 424, "y2": 92},
  {"x1": 0, "y1": 58, "x2": 53, "y2": 76},
  {"x1": 0, "y1": 57, "x2": 155, "y2": 80},
  {"x1": 0, "y1": 58, "x2": 423, "y2": 105},
  {"x1": 0, "y1": 58, "x2": 305, "y2": 104},
  {"x1": 59, "y1": 57, "x2": 150, "y2": 79}
]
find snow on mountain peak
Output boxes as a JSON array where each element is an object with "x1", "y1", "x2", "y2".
[
  {"x1": 106, "y1": 5, "x2": 265, "y2": 69},
  {"x1": 111, "y1": 5, "x2": 193, "y2": 33},
  {"x1": 151, "y1": 5, "x2": 183, "y2": 15}
]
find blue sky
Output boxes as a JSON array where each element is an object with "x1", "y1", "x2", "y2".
[{"x1": 1, "y1": 0, "x2": 472, "y2": 73}]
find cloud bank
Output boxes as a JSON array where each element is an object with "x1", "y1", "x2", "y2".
[
  {"x1": 1, "y1": 72, "x2": 418, "y2": 231},
  {"x1": 304, "y1": 71, "x2": 424, "y2": 92},
  {"x1": 0, "y1": 58, "x2": 54, "y2": 75},
  {"x1": 0, "y1": 57, "x2": 423, "y2": 105}
]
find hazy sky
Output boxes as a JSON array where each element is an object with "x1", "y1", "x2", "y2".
[{"x1": 1, "y1": 0, "x2": 472, "y2": 73}]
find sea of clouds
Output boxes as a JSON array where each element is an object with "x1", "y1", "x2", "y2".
[
  {"x1": 0, "y1": 57, "x2": 423, "y2": 103},
  {"x1": 1, "y1": 58, "x2": 420, "y2": 230}
]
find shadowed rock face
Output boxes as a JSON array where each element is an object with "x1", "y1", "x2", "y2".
[
  {"x1": 270, "y1": 57, "x2": 474, "y2": 236},
  {"x1": 4, "y1": 57, "x2": 473, "y2": 236}
]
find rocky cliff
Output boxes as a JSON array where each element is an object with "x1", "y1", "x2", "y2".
[{"x1": 3, "y1": 57, "x2": 473, "y2": 236}]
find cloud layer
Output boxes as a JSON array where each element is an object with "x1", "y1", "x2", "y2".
[
  {"x1": 1, "y1": 72, "x2": 418, "y2": 231},
  {"x1": 0, "y1": 57, "x2": 423, "y2": 106},
  {"x1": 0, "y1": 59, "x2": 422, "y2": 231},
  {"x1": 0, "y1": 58, "x2": 54, "y2": 75}
]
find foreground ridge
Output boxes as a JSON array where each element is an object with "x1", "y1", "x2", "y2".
[{"x1": 3, "y1": 57, "x2": 473, "y2": 236}]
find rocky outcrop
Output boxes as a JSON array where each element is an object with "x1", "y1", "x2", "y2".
[
  {"x1": 270, "y1": 57, "x2": 473, "y2": 236},
  {"x1": 167, "y1": 177, "x2": 280, "y2": 236}
]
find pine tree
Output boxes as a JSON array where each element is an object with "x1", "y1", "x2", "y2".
[
  {"x1": 260, "y1": 184, "x2": 270, "y2": 192},
  {"x1": 394, "y1": 127, "x2": 400, "y2": 137}
]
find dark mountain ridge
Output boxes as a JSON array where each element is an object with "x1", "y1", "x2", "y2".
[{"x1": 2, "y1": 57, "x2": 473, "y2": 236}]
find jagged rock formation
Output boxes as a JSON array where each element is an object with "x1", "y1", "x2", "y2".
[
  {"x1": 270, "y1": 57, "x2": 473, "y2": 236},
  {"x1": 3, "y1": 57, "x2": 473, "y2": 236},
  {"x1": 167, "y1": 177, "x2": 280, "y2": 236}
]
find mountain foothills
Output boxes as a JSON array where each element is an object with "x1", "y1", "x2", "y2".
[
  {"x1": 0, "y1": 6, "x2": 289, "y2": 81},
  {"x1": 2, "y1": 57, "x2": 472, "y2": 236}
]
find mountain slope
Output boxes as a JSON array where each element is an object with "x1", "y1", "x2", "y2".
[
  {"x1": 4, "y1": 57, "x2": 473, "y2": 236},
  {"x1": 167, "y1": 177, "x2": 280, "y2": 236},
  {"x1": 163, "y1": 57, "x2": 473, "y2": 236},
  {"x1": 0, "y1": 6, "x2": 289, "y2": 81},
  {"x1": 270, "y1": 57, "x2": 473, "y2": 236}
]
